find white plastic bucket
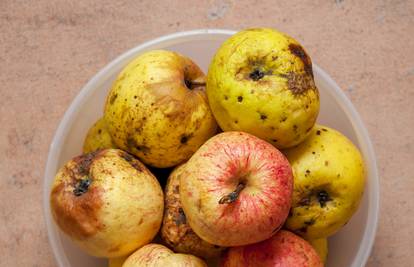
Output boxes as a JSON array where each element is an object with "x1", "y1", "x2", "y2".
[{"x1": 43, "y1": 29, "x2": 379, "y2": 267}]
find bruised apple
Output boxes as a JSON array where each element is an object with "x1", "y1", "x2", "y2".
[
  {"x1": 161, "y1": 164, "x2": 225, "y2": 258},
  {"x1": 50, "y1": 149, "x2": 163, "y2": 257}
]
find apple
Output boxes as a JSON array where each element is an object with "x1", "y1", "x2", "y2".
[
  {"x1": 104, "y1": 50, "x2": 217, "y2": 168},
  {"x1": 284, "y1": 125, "x2": 365, "y2": 239},
  {"x1": 123, "y1": 243, "x2": 207, "y2": 267},
  {"x1": 221, "y1": 230, "x2": 322, "y2": 267},
  {"x1": 50, "y1": 149, "x2": 164, "y2": 257},
  {"x1": 207, "y1": 28, "x2": 319, "y2": 149},
  {"x1": 161, "y1": 164, "x2": 225, "y2": 258},
  {"x1": 180, "y1": 131, "x2": 293, "y2": 246},
  {"x1": 83, "y1": 117, "x2": 117, "y2": 153}
]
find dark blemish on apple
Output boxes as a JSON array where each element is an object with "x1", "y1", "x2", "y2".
[
  {"x1": 249, "y1": 69, "x2": 265, "y2": 81},
  {"x1": 306, "y1": 169, "x2": 311, "y2": 174},
  {"x1": 260, "y1": 114, "x2": 267, "y2": 121},
  {"x1": 237, "y1": 96, "x2": 243, "y2": 102},
  {"x1": 120, "y1": 151, "x2": 143, "y2": 172},
  {"x1": 312, "y1": 151, "x2": 315, "y2": 154},
  {"x1": 124, "y1": 98, "x2": 127, "y2": 102},
  {"x1": 317, "y1": 190, "x2": 331, "y2": 208},
  {"x1": 224, "y1": 95, "x2": 229, "y2": 100},
  {"x1": 285, "y1": 72, "x2": 316, "y2": 96},
  {"x1": 126, "y1": 137, "x2": 150, "y2": 153},
  {"x1": 74, "y1": 150, "x2": 101, "y2": 176},
  {"x1": 98, "y1": 129, "x2": 102, "y2": 134},
  {"x1": 316, "y1": 130, "x2": 321, "y2": 135},
  {"x1": 304, "y1": 218, "x2": 316, "y2": 226},
  {"x1": 109, "y1": 93, "x2": 118, "y2": 104},
  {"x1": 175, "y1": 208, "x2": 187, "y2": 225},
  {"x1": 180, "y1": 134, "x2": 192, "y2": 144},
  {"x1": 324, "y1": 160, "x2": 329, "y2": 166},
  {"x1": 73, "y1": 177, "x2": 91, "y2": 196},
  {"x1": 272, "y1": 55, "x2": 278, "y2": 61},
  {"x1": 184, "y1": 79, "x2": 193, "y2": 90},
  {"x1": 134, "y1": 95, "x2": 137, "y2": 99},
  {"x1": 293, "y1": 125, "x2": 298, "y2": 131},
  {"x1": 234, "y1": 120, "x2": 238, "y2": 124},
  {"x1": 288, "y1": 43, "x2": 313, "y2": 77},
  {"x1": 322, "y1": 128, "x2": 328, "y2": 132},
  {"x1": 173, "y1": 185, "x2": 179, "y2": 194},
  {"x1": 250, "y1": 89, "x2": 255, "y2": 94},
  {"x1": 280, "y1": 116, "x2": 287, "y2": 123},
  {"x1": 272, "y1": 139, "x2": 278, "y2": 143},
  {"x1": 298, "y1": 226, "x2": 308, "y2": 233},
  {"x1": 306, "y1": 127, "x2": 312, "y2": 133}
]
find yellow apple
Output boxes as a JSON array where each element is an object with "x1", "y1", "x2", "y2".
[
  {"x1": 50, "y1": 149, "x2": 164, "y2": 257},
  {"x1": 104, "y1": 50, "x2": 217, "y2": 168},
  {"x1": 307, "y1": 238, "x2": 328, "y2": 264},
  {"x1": 207, "y1": 28, "x2": 319, "y2": 149},
  {"x1": 83, "y1": 117, "x2": 117, "y2": 153},
  {"x1": 284, "y1": 125, "x2": 365, "y2": 239},
  {"x1": 123, "y1": 244, "x2": 207, "y2": 267}
]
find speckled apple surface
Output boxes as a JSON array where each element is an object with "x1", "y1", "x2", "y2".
[
  {"x1": 39, "y1": 30, "x2": 377, "y2": 267},
  {"x1": 1, "y1": 1, "x2": 412, "y2": 266}
]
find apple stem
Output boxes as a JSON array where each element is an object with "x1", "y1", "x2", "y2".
[{"x1": 219, "y1": 182, "x2": 246, "y2": 204}]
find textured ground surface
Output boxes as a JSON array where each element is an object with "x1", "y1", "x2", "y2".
[{"x1": 0, "y1": 0, "x2": 413, "y2": 266}]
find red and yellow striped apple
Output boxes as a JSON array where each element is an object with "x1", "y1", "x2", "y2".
[
  {"x1": 179, "y1": 131, "x2": 293, "y2": 247},
  {"x1": 221, "y1": 230, "x2": 322, "y2": 267}
]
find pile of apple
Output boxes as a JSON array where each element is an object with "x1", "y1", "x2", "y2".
[{"x1": 50, "y1": 28, "x2": 365, "y2": 267}]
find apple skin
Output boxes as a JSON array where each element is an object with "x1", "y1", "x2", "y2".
[
  {"x1": 104, "y1": 50, "x2": 217, "y2": 168},
  {"x1": 284, "y1": 125, "x2": 365, "y2": 239},
  {"x1": 122, "y1": 243, "x2": 207, "y2": 267},
  {"x1": 161, "y1": 164, "x2": 225, "y2": 258},
  {"x1": 83, "y1": 117, "x2": 117, "y2": 153},
  {"x1": 221, "y1": 230, "x2": 323, "y2": 267},
  {"x1": 180, "y1": 131, "x2": 293, "y2": 247},
  {"x1": 207, "y1": 28, "x2": 319, "y2": 149},
  {"x1": 50, "y1": 149, "x2": 164, "y2": 257}
]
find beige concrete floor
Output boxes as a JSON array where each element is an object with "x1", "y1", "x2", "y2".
[{"x1": 1, "y1": 0, "x2": 413, "y2": 266}]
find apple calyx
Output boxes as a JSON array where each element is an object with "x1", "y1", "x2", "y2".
[
  {"x1": 317, "y1": 190, "x2": 331, "y2": 208},
  {"x1": 219, "y1": 182, "x2": 246, "y2": 204},
  {"x1": 73, "y1": 177, "x2": 91, "y2": 196},
  {"x1": 249, "y1": 69, "x2": 265, "y2": 81}
]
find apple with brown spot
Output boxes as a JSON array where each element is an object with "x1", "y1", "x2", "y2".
[
  {"x1": 180, "y1": 131, "x2": 293, "y2": 247},
  {"x1": 221, "y1": 230, "x2": 323, "y2": 267},
  {"x1": 50, "y1": 149, "x2": 164, "y2": 257}
]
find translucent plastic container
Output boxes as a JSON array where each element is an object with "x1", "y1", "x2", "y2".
[{"x1": 43, "y1": 29, "x2": 379, "y2": 267}]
